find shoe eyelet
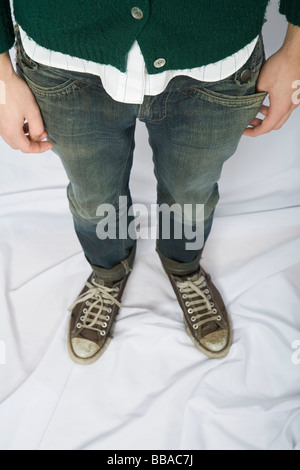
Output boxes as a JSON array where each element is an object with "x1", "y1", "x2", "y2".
[
  {"x1": 86, "y1": 301, "x2": 90, "y2": 306},
  {"x1": 115, "y1": 287, "x2": 120, "y2": 293},
  {"x1": 207, "y1": 295, "x2": 211, "y2": 300},
  {"x1": 188, "y1": 308, "x2": 193, "y2": 314},
  {"x1": 210, "y1": 302, "x2": 215, "y2": 308},
  {"x1": 107, "y1": 308, "x2": 112, "y2": 314},
  {"x1": 110, "y1": 300, "x2": 114, "y2": 305},
  {"x1": 191, "y1": 316, "x2": 196, "y2": 322},
  {"x1": 185, "y1": 301, "x2": 189, "y2": 307},
  {"x1": 80, "y1": 316, "x2": 85, "y2": 322},
  {"x1": 100, "y1": 331, "x2": 106, "y2": 336},
  {"x1": 182, "y1": 294, "x2": 187, "y2": 299},
  {"x1": 76, "y1": 323, "x2": 81, "y2": 329},
  {"x1": 83, "y1": 308, "x2": 88, "y2": 314},
  {"x1": 217, "y1": 316, "x2": 222, "y2": 322},
  {"x1": 193, "y1": 325, "x2": 199, "y2": 330},
  {"x1": 102, "y1": 322, "x2": 107, "y2": 328},
  {"x1": 213, "y1": 309, "x2": 218, "y2": 314},
  {"x1": 106, "y1": 315, "x2": 110, "y2": 321}
]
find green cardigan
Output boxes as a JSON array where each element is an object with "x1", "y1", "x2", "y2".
[{"x1": 0, "y1": 0, "x2": 299, "y2": 74}]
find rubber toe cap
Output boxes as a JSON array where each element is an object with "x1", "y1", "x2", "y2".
[
  {"x1": 71, "y1": 338, "x2": 100, "y2": 359},
  {"x1": 201, "y1": 329, "x2": 228, "y2": 353}
]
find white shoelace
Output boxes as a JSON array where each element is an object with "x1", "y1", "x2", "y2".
[
  {"x1": 176, "y1": 273, "x2": 222, "y2": 330},
  {"x1": 68, "y1": 278, "x2": 122, "y2": 335}
]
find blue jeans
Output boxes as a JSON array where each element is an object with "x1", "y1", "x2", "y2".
[{"x1": 15, "y1": 26, "x2": 267, "y2": 281}]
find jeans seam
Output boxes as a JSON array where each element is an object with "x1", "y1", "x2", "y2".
[{"x1": 118, "y1": 125, "x2": 136, "y2": 260}]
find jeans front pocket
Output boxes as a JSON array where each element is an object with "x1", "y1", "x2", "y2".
[
  {"x1": 198, "y1": 33, "x2": 268, "y2": 107},
  {"x1": 14, "y1": 26, "x2": 88, "y2": 99}
]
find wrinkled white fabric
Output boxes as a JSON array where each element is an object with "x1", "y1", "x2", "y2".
[{"x1": 0, "y1": 3, "x2": 299, "y2": 450}]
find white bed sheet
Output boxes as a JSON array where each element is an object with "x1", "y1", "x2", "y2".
[{"x1": 0, "y1": 1, "x2": 299, "y2": 450}]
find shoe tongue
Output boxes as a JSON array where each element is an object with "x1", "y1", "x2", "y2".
[
  {"x1": 93, "y1": 276, "x2": 118, "y2": 289},
  {"x1": 174, "y1": 270, "x2": 200, "y2": 283},
  {"x1": 93, "y1": 276, "x2": 105, "y2": 286},
  {"x1": 105, "y1": 281, "x2": 117, "y2": 288}
]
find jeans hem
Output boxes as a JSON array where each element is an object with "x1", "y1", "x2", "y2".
[
  {"x1": 156, "y1": 245, "x2": 203, "y2": 276},
  {"x1": 89, "y1": 243, "x2": 137, "y2": 282}
]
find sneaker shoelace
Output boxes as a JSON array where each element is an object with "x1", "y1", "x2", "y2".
[
  {"x1": 68, "y1": 278, "x2": 122, "y2": 336},
  {"x1": 176, "y1": 273, "x2": 222, "y2": 330}
]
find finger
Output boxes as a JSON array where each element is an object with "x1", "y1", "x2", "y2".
[
  {"x1": 257, "y1": 104, "x2": 270, "y2": 117},
  {"x1": 38, "y1": 130, "x2": 49, "y2": 140},
  {"x1": 23, "y1": 121, "x2": 48, "y2": 140},
  {"x1": 26, "y1": 106, "x2": 47, "y2": 142},
  {"x1": 243, "y1": 104, "x2": 270, "y2": 134},
  {"x1": 273, "y1": 109, "x2": 293, "y2": 130},
  {"x1": 243, "y1": 102, "x2": 291, "y2": 137},
  {"x1": 17, "y1": 131, "x2": 53, "y2": 154},
  {"x1": 246, "y1": 117, "x2": 264, "y2": 128}
]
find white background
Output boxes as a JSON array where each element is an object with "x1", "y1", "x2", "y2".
[{"x1": 0, "y1": 0, "x2": 299, "y2": 450}]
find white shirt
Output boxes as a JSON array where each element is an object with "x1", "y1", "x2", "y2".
[{"x1": 19, "y1": 25, "x2": 258, "y2": 105}]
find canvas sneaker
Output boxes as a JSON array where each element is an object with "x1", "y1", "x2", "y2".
[
  {"x1": 68, "y1": 272, "x2": 131, "y2": 365},
  {"x1": 167, "y1": 266, "x2": 232, "y2": 359}
]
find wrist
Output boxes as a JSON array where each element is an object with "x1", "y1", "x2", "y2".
[
  {"x1": 280, "y1": 23, "x2": 300, "y2": 59},
  {"x1": 0, "y1": 52, "x2": 14, "y2": 80}
]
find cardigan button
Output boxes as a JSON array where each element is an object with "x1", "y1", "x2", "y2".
[
  {"x1": 154, "y1": 58, "x2": 166, "y2": 69},
  {"x1": 131, "y1": 7, "x2": 143, "y2": 20}
]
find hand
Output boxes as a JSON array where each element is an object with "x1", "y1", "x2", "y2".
[
  {"x1": 243, "y1": 48, "x2": 300, "y2": 137},
  {"x1": 0, "y1": 69, "x2": 53, "y2": 153}
]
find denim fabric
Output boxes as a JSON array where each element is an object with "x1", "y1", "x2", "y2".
[{"x1": 15, "y1": 25, "x2": 267, "y2": 280}]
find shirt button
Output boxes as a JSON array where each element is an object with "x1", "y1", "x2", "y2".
[
  {"x1": 154, "y1": 58, "x2": 166, "y2": 69},
  {"x1": 131, "y1": 7, "x2": 143, "y2": 20}
]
